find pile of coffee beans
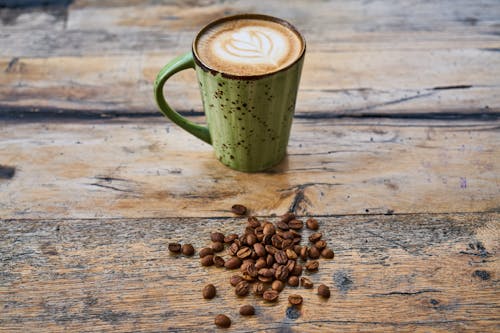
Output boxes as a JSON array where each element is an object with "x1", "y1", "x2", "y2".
[{"x1": 169, "y1": 206, "x2": 334, "y2": 328}]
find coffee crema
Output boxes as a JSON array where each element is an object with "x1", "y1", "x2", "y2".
[{"x1": 195, "y1": 17, "x2": 304, "y2": 76}]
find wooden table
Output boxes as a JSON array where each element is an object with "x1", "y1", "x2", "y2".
[{"x1": 1, "y1": 0, "x2": 499, "y2": 331}]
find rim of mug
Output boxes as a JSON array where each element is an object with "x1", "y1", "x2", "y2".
[{"x1": 192, "y1": 13, "x2": 306, "y2": 80}]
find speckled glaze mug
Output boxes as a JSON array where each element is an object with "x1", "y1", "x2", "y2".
[{"x1": 154, "y1": 14, "x2": 305, "y2": 172}]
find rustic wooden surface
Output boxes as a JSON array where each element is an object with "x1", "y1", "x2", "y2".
[
  {"x1": 0, "y1": 0, "x2": 499, "y2": 332},
  {"x1": 0, "y1": 214, "x2": 498, "y2": 332}
]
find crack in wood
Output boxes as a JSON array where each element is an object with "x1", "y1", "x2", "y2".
[{"x1": 371, "y1": 289, "x2": 442, "y2": 296}]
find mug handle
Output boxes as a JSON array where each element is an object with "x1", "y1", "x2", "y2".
[{"x1": 154, "y1": 52, "x2": 212, "y2": 145}]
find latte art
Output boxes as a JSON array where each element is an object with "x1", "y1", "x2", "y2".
[{"x1": 195, "y1": 17, "x2": 304, "y2": 76}]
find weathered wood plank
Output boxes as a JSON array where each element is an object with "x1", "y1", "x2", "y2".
[
  {"x1": 0, "y1": 118, "x2": 498, "y2": 219},
  {"x1": 1, "y1": 50, "x2": 499, "y2": 117},
  {"x1": 0, "y1": 213, "x2": 498, "y2": 332},
  {"x1": 0, "y1": 0, "x2": 499, "y2": 116}
]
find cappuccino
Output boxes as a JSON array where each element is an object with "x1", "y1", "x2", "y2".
[{"x1": 195, "y1": 16, "x2": 304, "y2": 76}]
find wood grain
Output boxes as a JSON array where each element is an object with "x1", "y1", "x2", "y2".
[
  {"x1": 1, "y1": 0, "x2": 499, "y2": 116},
  {"x1": 0, "y1": 213, "x2": 498, "y2": 332},
  {"x1": 1, "y1": 118, "x2": 498, "y2": 219}
]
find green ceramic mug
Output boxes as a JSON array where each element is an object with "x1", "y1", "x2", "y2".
[{"x1": 154, "y1": 14, "x2": 306, "y2": 172}]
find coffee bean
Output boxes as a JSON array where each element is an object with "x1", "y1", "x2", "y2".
[
  {"x1": 235, "y1": 281, "x2": 250, "y2": 296},
  {"x1": 301, "y1": 277, "x2": 313, "y2": 289},
  {"x1": 253, "y1": 281, "x2": 266, "y2": 296},
  {"x1": 199, "y1": 247, "x2": 214, "y2": 258},
  {"x1": 168, "y1": 243, "x2": 181, "y2": 253},
  {"x1": 288, "y1": 275, "x2": 299, "y2": 287},
  {"x1": 239, "y1": 305, "x2": 255, "y2": 316},
  {"x1": 263, "y1": 223, "x2": 276, "y2": 236},
  {"x1": 213, "y1": 255, "x2": 225, "y2": 267},
  {"x1": 266, "y1": 254, "x2": 274, "y2": 267},
  {"x1": 258, "y1": 276, "x2": 273, "y2": 283},
  {"x1": 271, "y1": 234, "x2": 283, "y2": 248},
  {"x1": 276, "y1": 221, "x2": 290, "y2": 230},
  {"x1": 275, "y1": 265, "x2": 289, "y2": 281},
  {"x1": 321, "y1": 248, "x2": 334, "y2": 259},
  {"x1": 309, "y1": 232, "x2": 322, "y2": 243},
  {"x1": 227, "y1": 242, "x2": 239, "y2": 256},
  {"x1": 202, "y1": 284, "x2": 216, "y2": 299},
  {"x1": 318, "y1": 284, "x2": 331, "y2": 298},
  {"x1": 225, "y1": 257, "x2": 242, "y2": 269},
  {"x1": 288, "y1": 294, "x2": 303, "y2": 305},
  {"x1": 237, "y1": 247, "x2": 252, "y2": 259},
  {"x1": 232, "y1": 204, "x2": 247, "y2": 215},
  {"x1": 274, "y1": 250, "x2": 288, "y2": 264},
  {"x1": 280, "y1": 212, "x2": 296, "y2": 223},
  {"x1": 200, "y1": 255, "x2": 214, "y2": 266},
  {"x1": 255, "y1": 257, "x2": 267, "y2": 269},
  {"x1": 285, "y1": 259, "x2": 296, "y2": 273},
  {"x1": 258, "y1": 268, "x2": 274, "y2": 278},
  {"x1": 265, "y1": 245, "x2": 277, "y2": 255},
  {"x1": 272, "y1": 280, "x2": 285, "y2": 292},
  {"x1": 181, "y1": 244, "x2": 194, "y2": 256},
  {"x1": 315, "y1": 240, "x2": 327, "y2": 250},
  {"x1": 245, "y1": 233, "x2": 258, "y2": 246},
  {"x1": 211, "y1": 241, "x2": 224, "y2": 252},
  {"x1": 300, "y1": 246, "x2": 309, "y2": 260},
  {"x1": 224, "y1": 233, "x2": 238, "y2": 243},
  {"x1": 293, "y1": 245, "x2": 302, "y2": 255},
  {"x1": 305, "y1": 260, "x2": 319, "y2": 271},
  {"x1": 306, "y1": 218, "x2": 319, "y2": 230},
  {"x1": 253, "y1": 243, "x2": 266, "y2": 257},
  {"x1": 210, "y1": 232, "x2": 225, "y2": 243},
  {"x1": 246, "y1": 262, "x2": 258, "y2": 278},
  {"x1": 247, "y1": 216, "x2": 261, "y2": 228},
  {"x1": 263, "y1": 289, "x2": 279, "y2": 302},
  {"x1": 230, "y1": 275, "x2": 243, "y2": 286},
  {"x1": 288, "y1": 219, "x2": 303, "y2": 230},
  {"x1": 291, "y1": 264, "x2": 303, "y2": 276},
  {"x1": 214, "y1": 314, "x2": 231, "y2": 328},
  {"x1": 286, "y1": 248, "x2": 298, "y2": 260},
  {"x1": 282, "y1": 239, "x2": 293, "y2": 249},
  {"x1": 309, "y1": 246, "x2": 320, "y2": 259}
]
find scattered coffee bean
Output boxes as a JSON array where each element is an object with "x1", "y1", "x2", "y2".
[
  {"x1": 253, "y1": 281, "x2": 266, "y2": 296},
  {"x1": 203, "y1": 284, "x2": 216, "y2": 299},
  {"x1": 232, "y1": 204, "x2": 247, "y2": 215},
  {"x1": 321, "y1": 248, "x2": 334, "y2": 259},
  {"x1": 224, "y1": 233, "x2": 238, "y2": 243},
  {"x1": 239, "y1": 305, "x2": 255, "y2": 316},
  {"x1": 181, "y1": 244, "x2": 194, "y2": 256},
  {"x1": 272, "y1": 280, "x2": 285, "y2": 292},
  {"x1": 200, "y1": 255, "x2": 214, "y2": 266},
  {"x1": 199, "y1": 247, "x2": 214, "y2": 258},
  {"x1": 288, "y1": 276, "x2": 299, "y2": 287},
  {"x1": 305, "y1": 260, "x2": 319, "y2": 271},
  {"x1": 276, "y1": 221, "x2": 290, "y2": 230},
  {"x1": 318, "y1": 284, "x2": 331, "y2": 298},
  {"x1": 213, "y1": 255, "x2": 225, "y2": 267},
  {"x1": 306, "y1": 218, "x2": 319, "y2": 230},
  {"x1": 227, "y1": 242, "x2": 239, "y2": 256},
  {"x1": 288, "y1": 219, "x2": 303, "y2": 230},
  {"x1": 275, "y1": 265, "x2": 289, "y2": 281},
  {"x1": 308, "y1": 246, "x2": 320, "y2": 259},
  {"x1": 235, "y1": 281, "x2": 250, "y2": 296},
  {"x1": 274, "y1": 250, "x2": 288, "y2": 265},
  {"x1": 247, "y1": 216, "x2": 261, "y2": 228},
  {"x1": 211, "y1": 232, "x2": 225, "y2": 243},
  {"x1": 309, "y1": 232, "x2": 322, "y2": 243},
  {"x1": 315, "y1": 240, "x2": 327, "y2": 250},
  {"x1": 225, "y1": 257, "x2": 242, "y2": 269},
  {"x1": 288, "y1": 294, "x2": 303, "y2": 305},
  {"x1": 263, "y1": 289, "x2": 279, "y2": 302},
  {"x1": 286, "y1": 248, "x2": 298, "y2": 260},
  {"x1": 253, "y1": 243, "x2": 266, "y2": 257},
  {"x1": 280, "y1": 212, "x2": 296, "y2": 223},
  {"x1": 300, "y1": 246, "x2": 309, "y2": 260},
  {"x1": 263, "y1": 223, "x2": 276, "y2": 236},
  {"x1": 211, "y1": 241, "x2": 224, "y2": 252},
  {"x1": 301, "y1": 277, "x2": 314, "y2": 289},
  {"x1": 237, "y1": 247, "x2": 252, "y2": 259},
  {"x1": 214, "y1": 314, "x2": 231, "y2": 328},
  {"x1": 168, "y1": 243, "x2": 181, "y2": 253},
  {"x1": 255, "y1": 257, "x2": 267, "y2": 269},
  {"x1": 246, "y1": 233, "x2": 258, "y2": 246},
  {"x1": 230, "y1": 275, "x2": 243, "y2": 287},
  {"x1": 291, "y1": 264, "x2": 303, "y2": 276}
]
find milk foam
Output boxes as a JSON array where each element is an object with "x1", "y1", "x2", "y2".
[{"x1": 196, "y1": 18, "x2": 303, "y2": 76}]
